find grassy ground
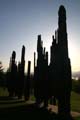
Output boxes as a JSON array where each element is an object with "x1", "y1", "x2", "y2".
[
  {"x1": 0, "y1": 87, "x2": 9, "y2": 96},
  {"x1": 0, "y1": 87, "x2": 80, "y2": 112},
  {"x1": 71, "y1": 92, "x2": 80, "y2": 113},
  {"x1": 0, "y1": 87, "x2": 80, "y2": 120},
  {"x1": 75, "y1": 117, "x2": 80, "y2": 120}
]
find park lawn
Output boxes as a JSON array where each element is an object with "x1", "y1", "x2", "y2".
[
  {"x1": 0, "y1": 87, "x2": 80, "y2": 120},
  {"x1": 71, "y1": 91, "x2": 80, "y2": 113},
  {"x1": 0, "y1": 87, "x2": 80, "y2": 113},
  {"x1": 74, "y1": 117, "x2": 80, "y2": 120},
  {"x1": 0, "y1": 87, "x2": 9, "y2": 96}
]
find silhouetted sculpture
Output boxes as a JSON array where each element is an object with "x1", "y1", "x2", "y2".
[
  {"x1": 34, "y1": 35, "x2": 49, "y2": 107},
  {"x1": 32, "y1": 52, "x2": 36, "y2": 95},
  {"x1": 34, "y1": 52, "x2": 36, "y2": 72},
  {"x1": 24, "y1": 61, "x2": 31, "y2": 101},
  {"x1": 7, "y1": 51, "x2": 17, "y2": 97},
  {"x1": 6, "y1": 58, "x2": 11, "y2": 95},
  {"x1": 49, "y1": 5, "x2": 72, "y2": 117},
  {"x1": 17, "y1": 45, "x2": 25, "y2": 99},
  {"x1": 49, "y1": 35, "x2": 57, "y2": 105}
]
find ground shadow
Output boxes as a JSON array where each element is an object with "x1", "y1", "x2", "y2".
[{"x1": 0, "y1": 103, "x2": 74, "y2": 120}]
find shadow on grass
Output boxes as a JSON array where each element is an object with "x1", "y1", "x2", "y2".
[
  {"x1": 0, "y1": 96, "x2": 17, "y2": 101},
  {"x1": 74, "y1": 117, "x2": 80, "y2": 120},
  {"x1": 0, "y1": 96, "x2": 25, "y2": 104},
  {"x1": 0, "y1": 103, "x2": 74, "y2": 120}
]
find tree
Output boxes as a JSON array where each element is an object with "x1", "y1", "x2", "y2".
[
  {"x1": 0, "y1": 61, "x2": 3, "y2": 71},
  {"x1": 0, "y1": 61, "x2": 5, "y2": 86}
]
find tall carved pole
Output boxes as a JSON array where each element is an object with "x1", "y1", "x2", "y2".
[
  {"x1": 45, "y1": 52, "x2": 48, "y2": 65},
  {"x1": 24, "y1": 61, "x2": 31, "y2": 101},
  {"x1": 34, "y1": 52, "x2": 36, "y2": 73},
  {"x1": 49, "y1": 5, "x2": 72, "y2": 117},
  {"x1": 8, "y1": 51, "x2": 17, "y2": 97},
  {"x1": 18, "y1": 45, "x2": 25, "y2": 99},
  {"x1": 21, "y1": 45, "x2": 25, "y2": 74},
  {"x1": 57, "y1": 5, "x2": 72, "y2": 116}
]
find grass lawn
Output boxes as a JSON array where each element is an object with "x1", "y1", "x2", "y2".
[
  {"x1": 0, "y1": 87, "x2": 9, "y2": 96},
  {"x1": 71, "y1": 91, "x2": 80, "y2": 113},
  {"x1": 75, "y1": 117, "x2": 80, "y2": 120},
  {"x1": 0, "y1": 87, "x2": 80, "y2": 112},
  {"x1": 0, "y1": 87, "x2": 80, "y2": 120}
]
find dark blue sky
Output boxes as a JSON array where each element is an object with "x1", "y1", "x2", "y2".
[{"x1": 0, "y1": 0, "x2": 80, "y2": 72}]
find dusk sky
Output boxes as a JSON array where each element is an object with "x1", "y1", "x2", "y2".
[{"x1": 0, "y1": 0, "x2": 80, "y2": 73}]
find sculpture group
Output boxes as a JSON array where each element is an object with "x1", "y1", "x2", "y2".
[{"x1": 6, "y1": 5, "x2": 72, "y2": 117}]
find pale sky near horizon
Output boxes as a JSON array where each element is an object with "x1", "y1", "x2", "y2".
[{"x1": 0, "y1": 0, "x2": 80, "y2": 73}]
